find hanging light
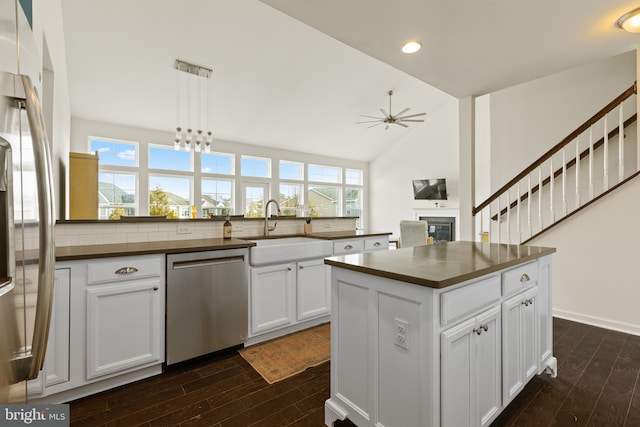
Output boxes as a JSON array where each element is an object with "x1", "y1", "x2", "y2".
[{"x1": 174, "y1": 59, "x2": 213, "y2": 152}]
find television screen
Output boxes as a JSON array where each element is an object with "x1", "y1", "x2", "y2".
[{"x1": 412, "y1": 179, "x2": 447, "y2": 200}]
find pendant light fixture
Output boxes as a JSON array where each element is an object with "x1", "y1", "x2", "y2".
[{"x1": 174, "y1": 59, "x2": 213, "y2": 153}]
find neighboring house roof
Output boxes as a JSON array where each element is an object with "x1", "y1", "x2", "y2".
[{"x1": 98, "y1": 181, "x2": 132, "y2": 204}]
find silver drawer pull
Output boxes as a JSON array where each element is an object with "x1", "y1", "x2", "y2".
[
  {"x1": 153, "y1": 287, "x2": 159, "y2": 291},
  {"x1": 344, "y1": 244, "x2": 353, "y2": 250},
  {"x1": 373, "y1": 242, "x2": 381, "y2": 247},
  {"x1": 522, "y1": 298, "x2": 534, "y2": 306},
  {"x1": 473, "y1": 324, "x2": 489, "y2": 335},
  {"x1": 520, "y1": 273, "x2": 530, "y2": 282},
  {"x1": 115, "y1": 266, "x2": 139, "y2": 275}
]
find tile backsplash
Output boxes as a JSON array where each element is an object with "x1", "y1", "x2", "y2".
[{"x1": 55, "y1": 218, "x2": 357, "y2": 247}]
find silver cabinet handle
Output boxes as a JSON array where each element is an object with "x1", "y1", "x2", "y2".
[
  {"x1": 115, "y1": 267, "x2": 139, "y2": 275},
  {"x1": 153, "y1": 287, "x2": 159, "y2": 291},
  {"x1": 520, "y1": 273, "x2": 530, "y2": 282},
  {"x1": 287, "y1": 267, "x2": 292, "y2": 271},
  {"x1": 373, "y1": 242, "x2": 381, "y2": 247},
  {"x1": 473, "y1": 324, "x2": 489, "y2": 335},
  {"x1": 344, "y1": 244, "x2": 353, "y2": 250},
  {"x1": 299, "y1": 266, "x2": 304, "y2": 270},
  {"x1": 522, "y1": 298, "x2": 534, "y2": 306}
]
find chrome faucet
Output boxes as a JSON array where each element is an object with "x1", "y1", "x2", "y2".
[{"x1": 264, "y1": 199, "x2": 281, "y2": 236}]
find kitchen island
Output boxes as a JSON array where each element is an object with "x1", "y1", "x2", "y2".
[{"x1": 324, "y1": 241, "x2": 556, "y2": 427}]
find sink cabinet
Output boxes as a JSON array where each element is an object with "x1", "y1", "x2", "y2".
[{"x1": 297, "y1": 258, "x2": 330, "y2": 321}]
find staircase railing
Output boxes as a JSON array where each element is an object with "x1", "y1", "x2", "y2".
[{"x1": 473, "y1": 82, "x2": 638, "y2": 244}]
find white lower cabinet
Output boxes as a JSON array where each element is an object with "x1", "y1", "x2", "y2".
[
  {"x1": 85, "y1": 278, "x2": 163, "y2": 380},
  {"x1": 250, "y1": 262, "x2": 296, "y2": 334},
  {"x1": 297, "y1": 259, "x2": 330, "y2": 321},
  {"x1": 502, "y1": 286, "x2": 538, "y2": 405},
  {"x1": 441, "y1": 305, "x2": 501, "y2": 427}
]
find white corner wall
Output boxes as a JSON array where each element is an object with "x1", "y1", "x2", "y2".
[
  {"x1": 369, "y1": 99, "x2": 459, "y2": 237},
  {"x1": 489, "y1": 50, "x2": 640, "y2": 335}
]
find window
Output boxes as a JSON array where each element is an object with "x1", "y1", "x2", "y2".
[
  {"x1": 308, "y1": 164, "x2": 341, "y2": 183},
  {"x1": 244, "y1": 183, "x2": 267, "y2": 218},
  {"x1": 241, "y1": 156, "x2": 270, "y2": 178},
  {"x1": 346, "y1": 169, "x2": 363, "y2": 186},
  {"x1": 149, "y1": 145, "x2": 192, "y2": 171},
  {"x1": 280, "y1": 160, "x2": 303, "y2": 180},
  {"x1": 202, "y1": 152, "x2": 234, "y2": 175},
  {"x1": 308, "y1": 185, "x2": 340, "y2": 217},
  {"x1": 279, "y1": 183, "x2": 303, "y2": 216},
  {"x1": 202, "y1": 178, "x2": 233, "y2": 217},
  {"x1": 98, "y1": 172, "x2": 137, "y2": 219},
  {"x1": 149, "y1": 175, "x2": 191, "y2": 218},
  {"x1": 90, "y1": 138, "x2": 137, "y2": 167}
]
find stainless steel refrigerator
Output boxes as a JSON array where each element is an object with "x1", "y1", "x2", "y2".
[{"x1": 0, "y1": 0, "x2": 56, "y2": 404}]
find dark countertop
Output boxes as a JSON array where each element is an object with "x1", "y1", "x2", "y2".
[
  {"x1": 54, "y1": 230, "x2": 390, "y2": 261},
  {"x1": 55, "y1": 238, "x2": 256, "y2": 261},
  {"x1": 325, "y1": 241, "x2": 556, "y2": 289}
]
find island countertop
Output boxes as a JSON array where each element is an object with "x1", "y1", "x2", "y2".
[{"x1": 324, "y1": 240, "x2": 555, "y2": 289}]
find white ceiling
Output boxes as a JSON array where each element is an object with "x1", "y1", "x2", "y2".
[{"x1": 61, "y1": 0, "x2": 640, "y2": 162}]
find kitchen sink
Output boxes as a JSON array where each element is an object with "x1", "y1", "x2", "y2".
[{"x1": 249, "y1": 237, "x2": 333, "y2": 266}]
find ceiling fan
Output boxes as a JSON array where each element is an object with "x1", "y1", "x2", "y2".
[{"x1": 357, "y1": 90, "x2": 426, "y2": 130}]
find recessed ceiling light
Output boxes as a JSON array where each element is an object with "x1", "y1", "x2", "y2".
[
  {"x1": 616, "y1": 7, "x2": 640, "y2": 32},
  {"x1": 402, "y1": 40, "x2": 422, "y2": 54}
]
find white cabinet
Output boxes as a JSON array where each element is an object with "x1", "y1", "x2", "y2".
[
  {"x1": 86, "y1": 277, "x2": 163, "y2": 380},
  {"x1": 28, "y1": 268, "x2": 71, "y2": 395},
  {"x1": 441, "y1": 306, "x2": 501, "y2": 427},
  {"x1": 333, "y1": 235, "x2": 390, "y2": 255},
  {"x1": 296, "y1": 259, "x2": 330, "y2": 321},
  {"x1": 502, "y1": 286, "x2": 538, "y2": 405},
  {"x1": 250, "y1": 262, "x2": 296, "y2": 334}
]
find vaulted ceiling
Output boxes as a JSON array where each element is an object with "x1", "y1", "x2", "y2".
[{"x1": 61, "y1": 0, "x2": 640, "y2": 161}]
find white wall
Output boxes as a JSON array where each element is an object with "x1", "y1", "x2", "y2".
[
  {"x1": 369, "y1": 99, "x2": 459, "y2": 237},
  {"x1": 488, "y1": 50, "x2": 640, "y2": 335}
]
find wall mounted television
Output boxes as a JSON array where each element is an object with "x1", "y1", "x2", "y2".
[{"x1": 412, "y1": 179, "x2": 447, "y2": 200}]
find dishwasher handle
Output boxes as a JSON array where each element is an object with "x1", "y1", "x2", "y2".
[{"x1": 171, "y1": 255, "x2": 245, "y2": 270}]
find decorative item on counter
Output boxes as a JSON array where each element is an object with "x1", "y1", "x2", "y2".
[
  {"x1": 427, "y1": 236, "x2": 434, "y2": 245},
  {"x1": 480, "y1": 231, "x2": 490, "y2": 243},
  {"x1": 304, "y1": 218, "x2": 312, "y2": 234},
  {"x1": 191, "y1": 205, "x2": 197, "y2": 218},
  {"x1": 223, "y1": 216, "x2": 232, "y2": 239}
]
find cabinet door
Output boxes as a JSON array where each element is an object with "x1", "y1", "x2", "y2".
[
  {"x1": 502, "y1": 286, "x2": 538, "y2": 405},
  {"x1": 296, "y1": 259, "x2": 329, "y2": 321},
  {"x1": 27, "y1": 268, "x2": 71, "y2": 395},
  {"x1": 86, "y1": 279, "x2": 163, "y2": 380},
  {"x1": 250, "y1": 263, "x2": 296, "y2": 334},
  {"x1": 441, "y1": 305, "x2": 501, "y2": 427}
]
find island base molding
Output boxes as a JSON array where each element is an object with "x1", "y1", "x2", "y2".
[{"x1": 325, "y1": 253, "x2": 554, "y2": 427}]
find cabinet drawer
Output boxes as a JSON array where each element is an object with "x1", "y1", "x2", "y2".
[
  {"x1": 333, "y1": 239, "x2": 364, "y2": 255},
  {"x1": 502, "y1": 261, "x2": 538, "y2": 297},
  {"x1": 364, "y1": 236, "x2": 388, "y2": 252},
  {"x1": 87, "y1": 256, "x2": 162, "y2": 285},
  {"x1": 441, "y1": 275, "x2": 501, "y2": 326}
]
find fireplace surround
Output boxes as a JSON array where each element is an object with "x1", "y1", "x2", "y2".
[{"x1": 419, "y1": 216, "x2": 456, "y2": 243}]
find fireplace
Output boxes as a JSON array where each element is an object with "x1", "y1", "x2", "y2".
[{"x1": 419, "y1": 216, "x2": 456, "y2": 243}]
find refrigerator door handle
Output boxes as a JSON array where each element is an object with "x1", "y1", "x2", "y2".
[{"x1": 20, "y1": 75, "x2": 56, "y2": 380}]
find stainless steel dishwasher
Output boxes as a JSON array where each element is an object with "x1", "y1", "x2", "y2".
[{"x1": 166, "y1": 248, "x2": 248, "y2": 365}]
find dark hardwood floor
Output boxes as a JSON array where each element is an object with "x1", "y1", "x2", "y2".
[{"x1": 70, "y1": 318, "x2": 640, "y2": 426}]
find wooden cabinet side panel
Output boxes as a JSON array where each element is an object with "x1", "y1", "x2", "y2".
[{"x1": 69, "y1": 152, "x2": 98, "y2": 219}]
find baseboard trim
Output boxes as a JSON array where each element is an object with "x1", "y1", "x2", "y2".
[{"x1": 553, "y1": 309, "x2": 640, "y2": 336}]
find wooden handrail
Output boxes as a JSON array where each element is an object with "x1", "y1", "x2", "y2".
[
  {"x1": 489, "y1": 113, "x2": 637, "y2": 220},
  {"x1": 473, "y1": 82, "x2": 637, "y2": 216}
]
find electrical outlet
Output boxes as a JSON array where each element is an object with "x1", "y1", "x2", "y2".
[
  {"x1": 394, "y1": 317, "x2": 409, "y2": 350},
  {"x1": 177, "y1": 225, "x2": 192, "y2": 234}
]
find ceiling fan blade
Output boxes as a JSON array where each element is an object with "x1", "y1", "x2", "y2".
[
  {"x1": 367, "y1": 122, "x2": 385, "y2": 128},
  {"x1": 396, "y1": 112, "x2": 427, "y2": 119},
  {"x1": 398, "y1": 119, "x2": 425, "y2": 123},
  {"x1": 395, "y1": 122, "x2": 409, "y2": 128},
  {"x1": 360, "y1": 114, "x2": 385, "y2": 119},
  {"x1": 395, "y1": 107, "x2": 410, "y2": 117},
  {"x1": 356, "y1": 119, "x2": 384, "y2": 124},
  {"x1": 380, "y1": 108, "x2": 389, "y2": 118}
]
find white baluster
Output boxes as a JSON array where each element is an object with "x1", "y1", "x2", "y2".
[
  {"x1": 575, "y1": 137, "x2": 581, "y2": 207},
  {"x1": 506, "y1": 188, "x2": 511, "y2": 244},
  {"x1": 497, "y1": 197, "x2": 501, "y2": 244},
  {"x1": 527, "y1": 175, "x2": 532, "y2": 236},
  {"x1": 619, "y1": 102, "x2": 625, "y2": 182},
  {"x1": 589, "y1": 126, "x2": 594, "y2": 200},
  {"x1": 516, "y1": 182, "x2": 521, "y2": 241},
  {"x1": 603, "y1": 113, "x2": 609, "y2": 191},
  {"x1": 538, "y1": 167, "x2": 543, "y2": 231},
  {"x1": 562, "y1": 148, "x2": 567, "y2": 216},
  {"x1": 549, "y1": 157, "x2": 554, "y2": 223}
]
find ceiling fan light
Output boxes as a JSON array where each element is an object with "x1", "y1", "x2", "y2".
[
  {"x1": 616, "y1": 7, "x2": 640, "y2": 32},
  {"x1": 402, "y1": 40, "x2": 422, "y2": 54}
]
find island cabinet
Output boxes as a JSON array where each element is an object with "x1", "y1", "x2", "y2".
[{"x1": 324, "y1": 241, "x2": 556, "y2": 427}]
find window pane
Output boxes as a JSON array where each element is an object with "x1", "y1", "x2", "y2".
[
  {"x1": 149, "y1": 175, "x2": 191, "y2": 218},
  {"x1": 90, "y1": 138, "x2": 137, "y2": 167},
  {"x1": 202, "y1": 152, "x2": 234, "y2": 175},
  {"x1": 149, "y1": 145, "x2": 192, "y2": 171},
  {"x1": 98, "y1": 172, "x2": 137, "y2": 219},
  {"x1": 279, "y1": 183, "x2": 303, "y2": 216},
  {"x1": 202, "y1": 179, "x2": 233, "y2": 217},
  {"x1": 308, "y1": 186, "x2": 340, "y2": 217},
  {"x1": 241, "y1": 156, "x2": 270, "y2": 178},
  {"x1": 308, "y1": 164, "x2": 341, "y2": 183},
  {"x1": 346, "y1": 169, "x2": 363, "y2": 186},
  {"x1": 280, "y1": 160, "x2": 303, "y2": 180},
  {"x1": 244, "y1": 185, "x2": 265, "y2": 218},
  {"x1": 346, "y1": 188, "x2": 362, "y2": 217}
]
